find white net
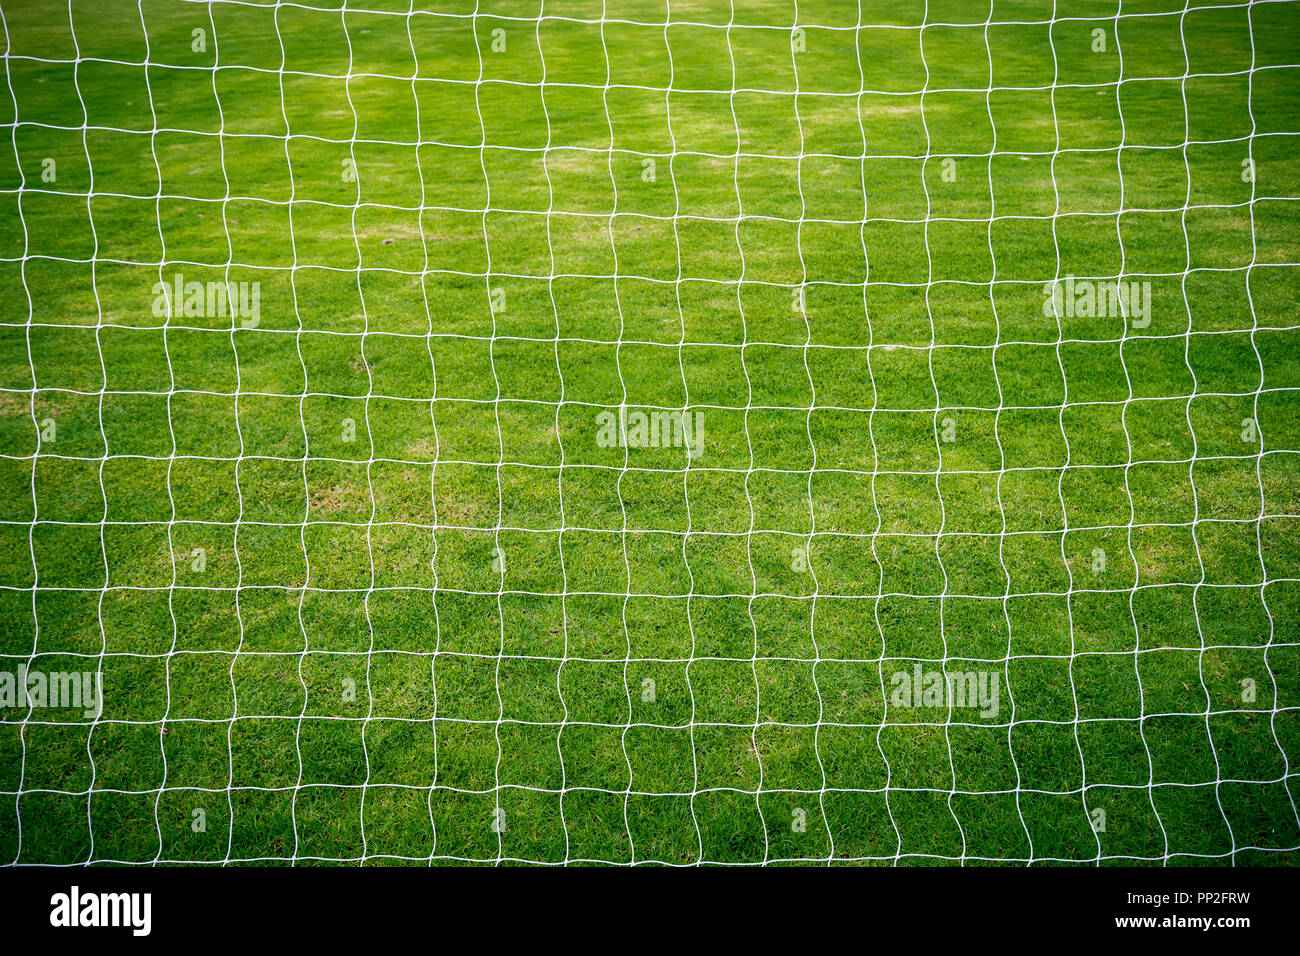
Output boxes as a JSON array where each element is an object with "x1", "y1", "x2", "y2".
[{"x1": 1, "y1": 0, "x2": 1298, "y2": 865}]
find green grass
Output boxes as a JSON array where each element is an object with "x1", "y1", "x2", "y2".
[{"x1": 0, "y1": 0, "x2": 1299, "y2": 865}]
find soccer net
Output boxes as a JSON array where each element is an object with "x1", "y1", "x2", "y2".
[{"x1": 1, "y1": 0, "x2": 1298, "y2": 865}]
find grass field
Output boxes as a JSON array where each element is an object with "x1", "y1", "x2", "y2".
[{"x1": 0, "y1": 0, "x2": 1298, "y2": 865}]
